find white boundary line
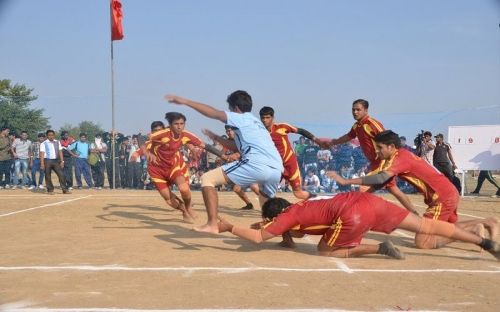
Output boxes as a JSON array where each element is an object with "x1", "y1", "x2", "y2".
[
  {"x1": 0, "y1": 308, "x2": 446, "y2": 312},
  {"x1": 0, "y1": 265, "x2": 498, "y2": 274},
  {"x1": 0, "y1": 196, "x2": 92, "y2": 218}
]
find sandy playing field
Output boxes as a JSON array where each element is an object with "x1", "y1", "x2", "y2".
[{"x1": 0, "y1": 188, "x2": 499, "y2": 312}]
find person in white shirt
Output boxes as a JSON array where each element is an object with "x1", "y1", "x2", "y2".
[
  {"x1": 90, "y1": 133, "x2": 108, "y2": 189},
  {"x1": 39, "y1": 130, "x2": 70, "y2": 195},
  {"x1": 12, "y1": 130, "x2": 32, "y2": 188},
  {"x1": 303, "y1": 168, "x2": 320, "y2": 193}
]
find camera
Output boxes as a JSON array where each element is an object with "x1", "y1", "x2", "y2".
[{"x1": 414, "y1": 130, "x2": 424, "y2": 147}]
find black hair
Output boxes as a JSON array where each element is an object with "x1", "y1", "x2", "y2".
[
  {"x1": 37, "y1": 133, "x2": 46, "y2": 138},
  {"x1": 20, "y1": 130, "x2": 28, "y2": 135},
  {"x1": 151, "y1": 121, "x2": 165, "y2": 131},
  {"x1": 423, "y1": 131, "x2": 432, "y2": 137},
  {"x1": 306, "y1": 168, "x2": 316, "y2": 174},
  {"x1": 259, "y1": 106, "x2": 274, "y2": 117},
  {"x1": 165, "y1": 112, "x2": 186, "y2": 124},
  {"x1": 352, "y1": 99, "x2": 369, "y2": 109},
  {"x1": 374, "y1": 130, "x2": 402, "y2": 148},
  {"x1": 224, "y1": 125, "x2": 232, "y2": 130},
  {"x1": 227, "y1": 90, "x2": 252, "y2": 113},
  {"x1": 46, "y1": 129, "x2": 55, "y2": 136},
  {"x1": 79, "y1": 132, "x2": 87, "y2": 137},
  {"x1": 262, "y1": 198, "x2": 292, "y2": 220},
  {"x1": 1, "y1": 126, "x2": 10, "y2": 131},
  {"x1": 61, "y1": 130, "x2": 68, "y2": 136}
]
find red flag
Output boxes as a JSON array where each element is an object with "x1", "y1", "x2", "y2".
[{"x1": 111, "y1": 0, "x2": 124, "y2": 40}]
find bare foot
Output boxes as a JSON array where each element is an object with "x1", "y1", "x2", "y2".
[
  {"x1": 484, "y1": 217, "x2": 499, "y2": 240},
  {"x1": 187, "y1": 207, "x2": 198, "y2": 220},
  {"x1": 182, "y1": 212, "x2": 195, "y2": 224},
  {"x1": 193, "y1": 223, "x2": 219, "y2": 234}
]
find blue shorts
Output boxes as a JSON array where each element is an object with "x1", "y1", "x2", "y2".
[{"x1": 222, "y1": 159, "x2": 282, "y2": 198}]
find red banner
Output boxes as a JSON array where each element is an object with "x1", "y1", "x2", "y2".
[{"x1": 111, "y1": 0, "x2": 124, "y2": 41}]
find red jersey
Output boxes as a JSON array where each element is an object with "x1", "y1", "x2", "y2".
[
  {"x1": 269, "y1": 123, "x2": 298, "y2": 163},
  {"x1": 348, "y1": 115, "x2": 385, "y2": 166},
  {"x1": 147, "y1": 128, "x2": 203, "y2": 167},
  {"x1": 263, "y1": 192, "x2": 409, "y2": 245},
  {"x1": 380, "y1": 148, "x2": 458, "y2": 205}
]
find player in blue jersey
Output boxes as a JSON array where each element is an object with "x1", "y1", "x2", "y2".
[{"x1": 165, "y1": 91, "x2": 284, "y2": 233}]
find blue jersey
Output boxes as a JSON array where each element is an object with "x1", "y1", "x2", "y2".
[
  {"x1": 69, "y1": 141, "x2": 90, "y2": 159},
  {"x1": 225, "y1": 111, "x2": 283, "y2": 171}
]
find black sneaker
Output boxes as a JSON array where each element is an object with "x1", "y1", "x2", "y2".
[
  {"x1": 378, "y1": 240, "x2": 405, "y2": 260},
  {"x1": 486, "y1": 241, "x2": 500, "y2": 261},
  {"x1": 240, "y1": 203, "x2": 254, "y2": 210},
  {"x1": 63, "y1": 190, "x2": 72, "y2": 194}
]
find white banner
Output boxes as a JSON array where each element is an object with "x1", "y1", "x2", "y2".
[{"x1": 448, "y1": 125, "x2": 500, "y2": 170}]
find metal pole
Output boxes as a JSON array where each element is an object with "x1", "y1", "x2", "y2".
[{"x1": 110, "y1": 3, "x2": 116, "y2": 189}]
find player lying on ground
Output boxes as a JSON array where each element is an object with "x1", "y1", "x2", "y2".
[
  {"x1": 327, "y1": 130, "x2": 498, "y2": 249},
  {"x1": 217, "y1": 192, "x2": 500, "y2": 260},
  {"x1": 132, "y1": 114, "x2": 224, "y2": 223},
  {"x1": 259, "y1": 106, "x2": 322, "y2": 200},
  {"x1": 165, "y1": 91, "x2": 284, "y2": 233}
]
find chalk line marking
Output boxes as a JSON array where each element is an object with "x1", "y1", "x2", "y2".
[
  {"x1": 0, "y1": 195, "x2": 92, "y2": 218},
  {"x1": 0, "y1": 265, "x2": 498, "y2": 274},
  {"x1": 332, "y1": 260, "x2": 354, "y2": 274},
  {"x1": 0, "y1": 308, "x2": 451, "y2": 312}
]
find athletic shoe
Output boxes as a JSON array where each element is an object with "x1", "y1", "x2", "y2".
[
  {"x1": 68, "y1": 187, "x2": 73, "y2": 190},
  {"x1": 485, "y1": 240, "x2": 500, "y2": 260},
  {"x1": 28, "y1": 185, "x2": 36, "y2": 190},
  {"x1": 378, "y1": 240, "x2": 405, "y2": 260},
  {"x1": 47, "y1": 191, "x2": 55, "y2": 195},
  {"x1": 240, "y1": 203, "x2": 254, "y2": 210},
  {"x1": 38, "y1": 185, "x2": 45, "y2": 189},
  {"x1": 63, "y1": 190, "x2": 72, "y2": 194}
]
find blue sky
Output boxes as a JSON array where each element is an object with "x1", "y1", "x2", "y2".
[{"x1": 0, "y1": 0, "x2": 499, "y2": 142}]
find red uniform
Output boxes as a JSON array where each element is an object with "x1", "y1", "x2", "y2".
[
  {"x1": 348, "y1": 115, "x2": 385, "y2": 170},
  {"x1": 379, "y1": 148, "x2": 459, "y2": 223},
  {"x1": 268, "y1": 123, "x2": 302, "y2": 189},
  {"x1": 147, "y1": 129, "x2": 203, "y2": 190},
  {"x1": 263, "y1": 192, "x2": 409, "y2": 247}
]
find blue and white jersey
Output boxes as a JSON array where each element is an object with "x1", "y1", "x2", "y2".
[{"x1": 225, "y1": 111, "x2": 283, "y2": 171}]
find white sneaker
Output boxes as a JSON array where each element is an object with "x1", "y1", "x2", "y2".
[
  {"x1": 28, "y1": 185, "x2": 36, "y2": 190},
  {"x1": 38, "y1": 185, "x2": 45, "y2": 189},
  {"x1": 68, "y1": 187, "x2": 73, "y2": 190},
  {"x1": 4, "y1": 184, "x2": 10, "y2": 189}
]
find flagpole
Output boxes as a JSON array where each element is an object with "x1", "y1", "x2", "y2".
[{"x1": 110, "y1": 3, "x2": 116, "y2": 190}]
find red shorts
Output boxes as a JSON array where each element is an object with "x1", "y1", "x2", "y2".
[
  {"x1": 282, "y1": 157, "x2": 302, "y2": 190},
  {"x1": 423, "y1": 192, "x2": 459, "y2": 223},
  {"x1": 322, "y1": 193, "x2": 410, "y2": 247},
  {"x1": 148, "y1": 162, "x2": 188, "y2": 191}
]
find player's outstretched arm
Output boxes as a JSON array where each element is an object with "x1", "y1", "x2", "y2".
[
  {"x1": 318, "y1": 133, "x2": 351, "y2": 149},
  {"x1": 202, "y1": 129, "x2": 238, "y2": 152},
  {"x1": 218, "y1": 218, "x2": 276, "y2": 244},
  {"x1": 165, "y1": 94, "x2": 227, "y2": 122}
]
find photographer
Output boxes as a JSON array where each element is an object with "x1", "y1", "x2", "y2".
[{"x1": 416, "y1": 131, "x2": 435, "y2": 165}]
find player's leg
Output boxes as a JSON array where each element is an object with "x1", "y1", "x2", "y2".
[
  {"x1": 174, "y1": 175, "x2": 197, "y2": 222},
  {"x1": 397, "y1": 213, "x2": 500, "y2": 259},
  {"x1": 232, "y1": 184, "x2": 253, "y2": 210},
  {"x1": 284, "y1": 160, "x2": 311, "y2": 200},
  {"x1": 194, "y1": 166, "x2": 229, "y2": 233}
]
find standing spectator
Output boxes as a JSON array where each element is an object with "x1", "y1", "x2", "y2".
[
  {"x1": 303, "y1": 168, "x2": 320, "y2": 193},
  {"x1": 90, "y1": 133, "x2": 107, "y2": 189},
  {"x1": 432, "y1": 133, "x2": 457, "y2": 181},
  {"x1": 12, "y1": 130, "x2": 32, "y2": 188},
  {"x1": 206, "y1": 140, "x2": 222, "y2": 170},
  {"x1": 60, "y1": 131, "x2": 76, "y2": 190},
  {"x1": 400, "y1": 136, "x2": 415, "y2": 154},
  {"x1": 69, "y1": 133, "x2": 94, "y2": 189},
  {"x1": 417, "y1": 131, "x2": 435, "y2": 165},
  {"x1": 471, "y1": 171, "x2": 500, "y2": 197},
  {"x1": 0, "y1": 126, "x2": 14, "y2": 189},
  {"x1": 28, "y1": 133, "x2": 46, "y2": 190},
  {"x1": 8, "y1": 131, "x2": 16, "y2": 185},
  {"x1": 302, "y1": 139, "x2": 320, "y2": 173},
  {"x1": 39, "y1": 130, "x2": 70, "y2": 195},
  {"x1": 294, "y1": 136, "x2": 307, "y2": 175},
  {"x1": 118, "y1": 136, "x2": 130, "y2": 188},
  {"x1": 127, "y1": 136, "x2": 142, "y2": 189}
]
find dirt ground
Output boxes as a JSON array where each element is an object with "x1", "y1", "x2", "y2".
[{"x1": 0, "y1": 187, "x2": 499, "y2": 312}]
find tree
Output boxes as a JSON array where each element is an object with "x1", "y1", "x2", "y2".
[
  {"x1": 59, "y1": 121, "x2": 104, "y2": 141},
  {"x1": 0, "y1": 79, "x2": 50, "y2": 139}
]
